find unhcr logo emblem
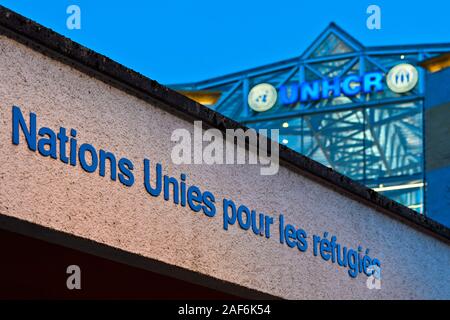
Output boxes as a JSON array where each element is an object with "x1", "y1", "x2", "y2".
[{"x1": 386, "y1": 63, "x2": 418, "y2": 93}]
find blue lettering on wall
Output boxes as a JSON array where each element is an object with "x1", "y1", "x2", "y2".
[{"x1": 9, "y1": 105, "x2": 382, "y2": 280}]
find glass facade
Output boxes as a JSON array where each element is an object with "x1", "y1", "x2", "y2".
[{"x1": 171, "y1": 23, "x2": 450, "y2": 215}]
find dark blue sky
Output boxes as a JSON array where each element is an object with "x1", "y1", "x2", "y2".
[{"x1": 0, "y1": 0, "x2": 449, "y2": 84}]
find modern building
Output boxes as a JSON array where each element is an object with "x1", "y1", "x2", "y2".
[{"x1": 171, "y1": 24, "x2": 450, "y2": 219}]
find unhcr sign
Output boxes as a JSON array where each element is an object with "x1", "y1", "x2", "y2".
[{"x1": 279, "y1": 72, "x2": 384, "y2": 105}]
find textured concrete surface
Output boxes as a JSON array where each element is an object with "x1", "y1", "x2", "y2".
[{"x1": 0, "y1": 35, "x2": 449, "y2": 299}]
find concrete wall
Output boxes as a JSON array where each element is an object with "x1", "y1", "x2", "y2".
[{"x1": 0, "y1": 35, "x2": 449, "y2": 299}]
